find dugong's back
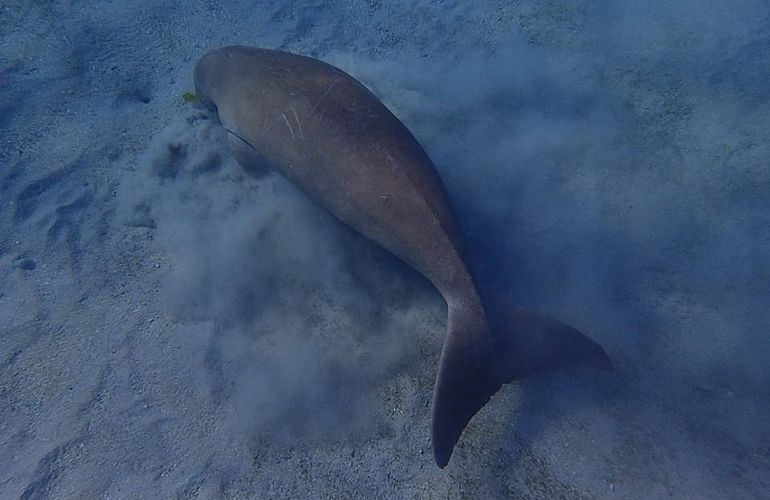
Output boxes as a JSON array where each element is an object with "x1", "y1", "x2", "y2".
[{"x1": 194, "y1": 46, "x2": 467, "y2": 294}]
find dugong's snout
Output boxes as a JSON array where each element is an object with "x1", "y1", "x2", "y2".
[{"x1": 193, "y1": 50, "x2": 224, "y2": 108}]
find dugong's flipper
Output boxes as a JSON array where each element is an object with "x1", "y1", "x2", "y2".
[{"x1": 225, "y1": 132, "x2": 273, "y2": 179}]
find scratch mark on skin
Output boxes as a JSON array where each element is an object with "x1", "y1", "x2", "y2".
[
  {"x1": 290, "y1": 106, "x2": 304, "y2": 140},
  {"x1": 309, "y1": 80, "x2": 339, "y2": 116},
  {"x1": 281, "y1": 112, "x2": 297, "y2": 140},
  {"x1": 385, "y1": 152, "x2": 399, "y2": 172},
  {"x1": 262, "y1": 114, "x2": 270, "y2": 134}
]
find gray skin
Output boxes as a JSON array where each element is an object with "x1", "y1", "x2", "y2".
[{"x1": 194, "y1": 46, "x2": 611, "y2": 468}]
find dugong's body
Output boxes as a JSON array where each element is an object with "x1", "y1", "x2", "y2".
[{"x1": 194, "y1": 46, "x2": 611, "y2": 467}]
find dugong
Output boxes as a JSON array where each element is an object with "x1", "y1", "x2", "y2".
[{"x1": 194, "y1": 46, "x2": 611, "y2": 467}]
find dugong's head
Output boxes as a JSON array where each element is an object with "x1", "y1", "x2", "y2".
[{"x1": 193, "y1": 46, "x2": 238, "y2": 108}]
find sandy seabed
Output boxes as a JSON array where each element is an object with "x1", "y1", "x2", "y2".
[{"x1": 1, "y1": 1, "x2": 769, "y2": 498}]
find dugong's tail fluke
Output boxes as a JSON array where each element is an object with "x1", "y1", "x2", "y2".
[
  {"x1": 489, "y1": 306, "x2": 613, "y2": 383},
  {"x1": 432, "y1": 302, "x2": 612, "y2": 468},
  {"x1": 432, "y1": 303, "x2": 501, "y2": 468}
]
